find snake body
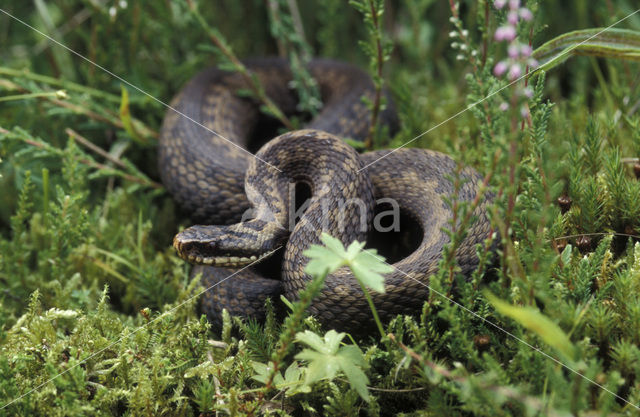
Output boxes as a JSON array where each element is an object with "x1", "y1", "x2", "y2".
[{"x1": 159, "y1": 58, "x2": 493, "y2": 330}]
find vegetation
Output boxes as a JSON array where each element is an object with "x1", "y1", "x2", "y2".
[{"x1": 1, "y1": 0, "x2": 640, "y2": 415}]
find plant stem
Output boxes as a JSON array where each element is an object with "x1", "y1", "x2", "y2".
[
  {"x1": 286, "y1": 0, "x2": 307, "y2": 48},
  {"x1": 267, "y1": 0, "x2": 287, "y2": 56},
  {"x1": 187, "y1": 0, "x2": 294, "y2": 130},
  {"x1": 0, "y1": 71, "x2": 158, "y2": 140},
  {"x1": 439, "y1": 149, "x2": 498, "y2": 300},
  {"x1": 387, "y1": 333, "x2": 566, "y2": 417},
  {"x1": 65, "y1": 128, "x2": 130, "y2": 171},
  {"x1": 0, "y1": 91, "x2": 64, "y2": 102},
  {"x1": 0, "y1": 126, "x2": 162, "y2": 189},
  {"x1": 365, "y1": 0, "x2": 384, "y2": 150},
  {"x1": 357, "y1": 279, "x2": 386, "y2": 338},
  {"x1": 482, "y1": 0, "x2": 489, "y2": 67},
  {"x1": 42, "y1": 167, "x2": 49, "y2": 226},
  {"x1": 0, "y1": 66, "x2": 121, "y2": 102},
  {"x1": 264, "y1": 270, "x2": 328, "y2": 390}
]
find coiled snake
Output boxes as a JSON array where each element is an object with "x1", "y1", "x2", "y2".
[{"x1": 159, "y1": 58, "x2": 493, "y2": 331}]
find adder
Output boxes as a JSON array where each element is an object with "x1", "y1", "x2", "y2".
[{"x1": 159, "y1": 58, "x2": 493, "y2": 331}]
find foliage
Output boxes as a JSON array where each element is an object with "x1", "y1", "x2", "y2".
[
  {"x1": 1, "y1": 0, "x2": 640, "y2": 416},
  {"x1": 295, "y1": 330, "x2": 369, "y2": 401},
  {"x1": 266, "y1": 0, "x2": 323, "y2": 116},
  {"x1": 349, "y1": 0, "x2": 394, "y2": 148}
]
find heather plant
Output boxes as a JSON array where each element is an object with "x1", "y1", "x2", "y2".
[{"x1": 1, "y1": 1, "x2": 640, "y2": 416}]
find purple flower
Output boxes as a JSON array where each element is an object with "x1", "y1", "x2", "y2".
[
  {"x1": 495, "y1": 25, "x2": 516, "y2": 41},
  {"x1": 500, "y1": 102, "x2": 509, "y2": 111},
  {"x1": 509, "y1": 0, "x2": 520, "y2": 10},
  {"x1": 519, "y1": 7, "x2": 533, "y2": 21},
  {"x1": 508, "y1": 11, "x2": 519, "y2": 25},
  {"x1": 508, "y1": 44, "x2": 519, "y2": 58},
  {"x1": 508, "y1": 64, "x2": 522, "y2": 80},
  {"x1": 520, "y1": 105, "x2": 529, "y2": 118},
  {"x1": 494, "y1": 0, "x2": 507, "y2": 9},
  {"x1": 523, "y1": 87, "x2": 533, "y2": 98},
  {"x1": 520, "y1": 44, "x2": 533, "y2": 57},
  {"x1": 494, "y1": 61, "x2": 508, "y2": 76}
]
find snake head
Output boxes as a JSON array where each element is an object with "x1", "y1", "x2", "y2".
[{"x1": 173, "y1": 221, "x2": 289, "y2": 267}]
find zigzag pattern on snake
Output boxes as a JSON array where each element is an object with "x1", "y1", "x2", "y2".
[{"x1": 159, "y1": 58, "x2": 493, "y2": 331}]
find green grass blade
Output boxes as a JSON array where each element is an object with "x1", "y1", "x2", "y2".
[{"x1": 532, "y1": 28, "x2": 640, "y2": 73}]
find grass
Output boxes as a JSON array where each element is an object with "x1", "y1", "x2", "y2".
[{"x1": 1, "y1": 0, "x2": 640, "y2": 415}]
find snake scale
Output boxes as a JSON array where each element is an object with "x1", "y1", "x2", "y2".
[{"x1": 159, "y1": 58, "x2": 493, "y2": 331}]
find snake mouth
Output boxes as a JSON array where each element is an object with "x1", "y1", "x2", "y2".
[
  {"x1": 173, "y1": 236, "x2": 267, "y2": 267},
  {"x1": 173, "y1": 223, "x2": 288, "y2": 268},
  {"x1": 179, "y1": 250, "x2": 266, "y2": 268}
]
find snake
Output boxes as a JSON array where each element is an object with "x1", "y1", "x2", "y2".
[{"x1": 159, "y1": 58, "x2": 493, "y2": 331}]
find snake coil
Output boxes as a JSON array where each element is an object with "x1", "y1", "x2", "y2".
[{"x1": 159, "y1": 58, "x2": 493, "y2": 331}]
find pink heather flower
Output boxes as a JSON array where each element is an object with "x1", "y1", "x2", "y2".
[
  {"x1": 519, "y1": 7, "x2": 533, "y2": 21},
  {"x1": 494, "y1": 61, "x2": 508, "y2": 76},
  {"x1": 508, "y1": 64, "x2": 522, "y2": 80},
  {"x1": 528, "y1": 58, "x2": 539, "y2": 69},
  {"x1": 495, "y1": 25, "x2": 516, "y2": 41},
  {"x1": 508, "y1": 11, "x2": 519, "y2": 25},
  {"x1": 520, "y1": 105, "x2": 529, "y2": 118},
  {"x1": 494, "y1": 0, "x2": 507, "y2": 9},
  {"x1": 523, "y1": 87, "x2": 533, "y2": 98},
  {"x1": 500, "y1": 102, "x2": 509, "y2": 111},
  {"x1": 508, "y1": 44, "x2": 519, "y2": 58},
  {"x1": 520, "y1": 44, "x2": 533, "y2": 57},
  {"x1": 509, "y1": 0, "x2": 520, "y2": 10}
]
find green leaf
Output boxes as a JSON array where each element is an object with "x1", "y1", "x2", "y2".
[
  {"x1": 251, "y1": 361, "x2": 284, "y2": 386},
  {"x1": 252, "y1": 361, "x2": 309, "y2": 396},
  {"x1": 334, "y1": 345, "x2": 370, "y2": 401},
  {"x1": 350, "y1": 249, "x2": 392, "y2": 293},
  {"x1": 561, "y1": 244, "x2": 573, "y2": 266},
  {"x1": 283, "y1": 361, "x2": 301, "y2": 384},
  {"x1": 321, "y1": 233, "x2": 347, "y2": 253},
  {"x1": 345, "y1": 240, "x2": 366, "y2": 261},
  {"x1": 295, "y1": 330, "x2": 370, "y2": 401},
  {"x1": 283, "y1": 362, "x2": 310, "y2": 396},
  {"x1": 343, "y1": 137, "x2": 367, "y2": 150},
  {"x1": 303, "y1": 233, "x2": 349, "y2": 276},
  {"x1": 485, "y1": 291, "x2": 576, "y2": 361},
  {"x1": 119, "y1": 86, "x2": 146, "y2": 145},
  {"x1": 297, "y1": 329, "x2": 343, "y2": 354},
  {"x1": 303, "y1": 233, "x2": 392, "y2": 293},
  {"x1": 296, "y1": 349, "x2": 341, "y2": 381},
  {"x1": 280, "y1": 294, "x2": 295, "y2": 312},
  {"x1": 303, "y1": 245, "x2": 346, "y2": 277}
]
